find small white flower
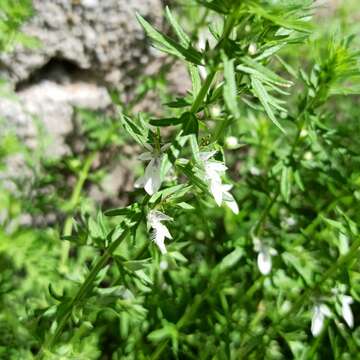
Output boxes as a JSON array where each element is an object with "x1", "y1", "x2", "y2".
[
  {"x1": 250, "y1": 166, "x2": 261, "y2": 176},
  {"x1": 341, "y1": 295, "x2": 354, "y2": 328},
  {"x1": 221, "y1": 184, "x2": 239, "y2": 214},
  {"x1": 248, "y1": 43, "x2": 257, "y2": 55},
  {"x1": 135, "y1": 144, "x2": 169, "y2": 195},
  {"x1": 253, "y1": 237, "x2": 277, "y2": 275},
  {"x1": 304, "y1": 151, "x2": 313, "y2": 161},
  {"x1": 300, "y1": 128, "x2": 308, "y2": 138},
  {"x1": 198, "y1": 151, "x2": 239, "y2": 214},
  {"x1": 147, "y1": 210, "x2": 173, "y2": 254},
  {"x1": 311, "y1": 303, "x2": 331, "y2": 337},
  {"x1": 225, "y1": 136, "x2": 238, "y2": 149},
  {"x1": 210, "y1": 105, "x2": 222, "y2": 117}
]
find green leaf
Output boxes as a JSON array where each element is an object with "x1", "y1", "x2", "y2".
[
  {"x1": 119, "y1": 113, "x2": 147, "y2": 145},
  {"x1": 196, "y1": 0, "x2": 230, "y2": 14},
  {"x1": 165, "y1": 97, "x2": 191, "y2": 108},
  {"x1": 104, "y1": 207, "x2": 135, "y2": 217},
  {"x1": 148, "y1": 327, "x2": 173, "y2": 343},
  {"x1": 240, "y1": 56, "x2": 293, "y2": 87},
  {"x1": 149, "y1": 117, "x2": 183, "y2": 127},
  {"x1": 189, "y1": 64, "x2": 202, "y2": 101},
  {"x1": 222, "y1": 52, "x2": 240, "y2": 119},
  {"x1": 136, "y1": 13, "x2": 202, "y2": 65},
  {"x1": 177, "y1": 202, "x2": 195, "y2": 210},
  {"x1": 280, "y1": 165, "x2": 292, "y2": 203},
  {"x1": 165, "y1": 6, "x2": 190, "y2": 47},
  {"x1": 249, "y1": 3, "x2": 313, "y2": 33},
  {"x1": 48, "y1": 283, "x2": 64, "y2": 301},
  {"x1": 217, "y1": 248, "x2": 243, "y2": 273},
  {"x1": 181, "y1": 112, "x2": 199, "y2": 137},
  {"x1": 251, "y1": 76, "x2": 286, "y2": 133}
]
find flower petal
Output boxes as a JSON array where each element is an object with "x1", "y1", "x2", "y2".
[
  {"x1": 199, "y1": 151, "x2": 217, "y2": 161},
  {"x1": 134, "y1": 175, "x2": 145, "y2": 188},
  {"x1": 144, "y1": 143, "x2": 154, "y2": 152},
  {"x1": 223, "y1": 191, "x2": 239, "y2": 214},
  {"x1": 311, "y1": 306, "x2": 324, "y2": 337},
  {"x1": 158, "y1": 223, "x2": 172, "y2": 239},
  {"x1": 161, "y1": 143, "x2": 171, "y2": 152},
  {"x1": 257, "y1": 248, "x2": 272, "y2": 275},
  {"x1": 210, "y1": 179, "x2": 223, "y2": 206},
  {"x1": 225, "y1": 198, "x2": 239, "y2": 214},
  {"x1": 152, "y1": 229, "x2": 167, "y2": 254},
  {"x1": 138, "y1": 152, "x2": 153, "y2": 161},
  {"x1": 341, "y1": 296, "x2": 354, "y2": 328},
  {"x1": 144, "y1": 158, "x2": 162, "y2": 195},
  {"x1": 206, "y1": 161, "x2": 227, "y2": 174},
  {"x1": 151, "y1": 210, "x2": 173, "y2": 222}
]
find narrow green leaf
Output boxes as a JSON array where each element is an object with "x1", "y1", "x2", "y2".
[
  {"x1": 280, "y1": 165, "x2": 292, "y2": 203},
  {"x1": 119, "y1": 113, "x2": 147, "y2": 145},
  {"x1": 149, "y1": 117, "x2": 183, "y2": 127},
  {"x1": 189, "y1": 64, "x2": 202, "y2": 101},
  {"x1": 182, "y1": 112, "x2": 199, "y2": 137},
  {"x1": 222, "y1": 52, "x2": 240, "y2": 119},
  {"x1": 240, "y1": 56, "x2": 293, "y2": 87},
  {"x1": 104, "y1": 208, "x2": 135, "y2": 217},
  {"x1": 249, "y1": 3, "x2": 313, "y2": 33},
  {"x1": 165, "y1": 6, "x2": 190, "y2": 47},
  {"x1": 136, "y1": 13, "x2": 202, "y2": 65},
  {"x1": 251, "y1": 76, "x2": 286, "y2": 133}
]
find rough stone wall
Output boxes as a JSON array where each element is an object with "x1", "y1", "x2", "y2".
[
  {"x1": 0, "y1": 0, "x2": 164, "y2": 160},
  {"x1": 0, "y1": 0, "x2": 163, "y2": 90}
]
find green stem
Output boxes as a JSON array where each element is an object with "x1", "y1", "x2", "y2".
[
  {"x1": 189, "y1": 3, "x2": 242, "y2": 115},
  {"x1": 290, "y1": 235, "x2": 360, "y2": 316},
  {"x1": 236, "y1": 236, "x2": 360, "y2": 358},
  {"x1": 36, "y1": 225, "x2": 132, "y2": 358},
  {"x1": 60, "y1": 152, "x2": 97, "y2": 271},
  {"x1": 190, "y1": 70, "x2": 216, "y2": 114}
]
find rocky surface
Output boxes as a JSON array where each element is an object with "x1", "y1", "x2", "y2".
[
  {"x1": 0, "y1": 0, "x2": 163, "y2": 90},
  {"x1": 0, "y1": 0, "x2": 193, "y2": 210},
  {"x1": 0, "y1": 0, "x2": 164, "y2": 155}
]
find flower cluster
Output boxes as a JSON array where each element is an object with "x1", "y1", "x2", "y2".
[{"x1": 135, "y1": 145, "x2": 239, "y2": 254}]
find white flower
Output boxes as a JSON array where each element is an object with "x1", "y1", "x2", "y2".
[
  {"x1": 135, "y1": 144, "x2": 169, "y2": 195},
  {"x1": 225, "y1": 136, "x2": 238, "y2": 149},
  {"x1": 311, "y1": 303, "x2": 331, "y2": 337},
  {"x1": 248, "y1": 43, "x2": 257, "y2": 55},
  {"x1": 147, "y1": 210, "x2": 173, "y2": 254},
  {"x1": 221, "y1": 184, "x2": 239, "y2": 214},
  {"x1": 253, "y1": 237, "x2": 277, "y2": 275},
  {"x1": 198, "y1": 151, "x2": 239, "y2": 214},
  {"x1": 341, "y1": 295, "x2": 354, "y2": 328}
]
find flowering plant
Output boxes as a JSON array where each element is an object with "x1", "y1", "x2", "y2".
[{"x1": 0, "y1": 1, "x2": 359, "y2": 359}]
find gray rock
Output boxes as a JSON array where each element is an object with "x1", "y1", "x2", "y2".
[
  {"x1": 0, "y1": 0, "x2": 163, "y2": 90},
  {"x1": 0, "y1": 0, "x2": 163, "y2": 160}
]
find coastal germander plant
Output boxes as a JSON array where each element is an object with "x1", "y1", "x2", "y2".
[{"x1": 1, "y1": 1, "x2": 360, "y2": 359}]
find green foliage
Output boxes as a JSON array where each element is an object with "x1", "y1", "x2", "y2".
[
  {"x1": 1, "y1": 1, "x2": 360, "y2": 359},
  {"x1": 0, "y1": 0, "x2": 37, "y2": 52}
]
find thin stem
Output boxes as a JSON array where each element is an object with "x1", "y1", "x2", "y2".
[
  {"x1": 36, "y1": 224, "x2": 133, "y2": 358},
  {"x1": 290, "y1": 235, "x2": 360, "y2": 315},
  {"x1": 60, "y1": 152, "x2": 97, "y2": 271},
  {"x1": 189, "y1": 3, "x2": 242, "y2": 115},
  {"x1": 236, "y1": 235, "x2": 360, "y2": 358},
  {"x1": 190, "y1": 70, "x2": 216, "y2": 114}
]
